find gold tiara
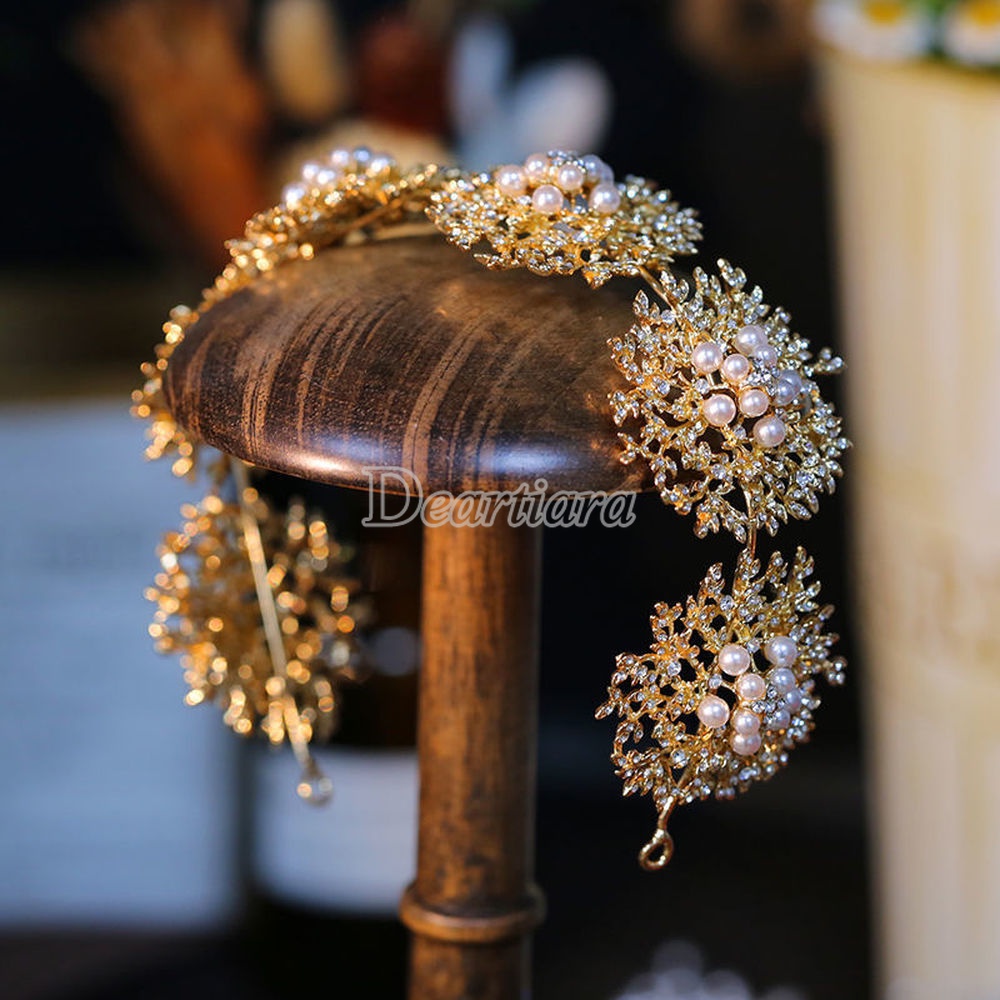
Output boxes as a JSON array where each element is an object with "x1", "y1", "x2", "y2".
[{"x1": 135, "y1": 145, "x2": 848, "y2": 867}]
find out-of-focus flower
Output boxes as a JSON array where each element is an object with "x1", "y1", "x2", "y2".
[
  {"x1": 942, "y1": 0, "x2": 1000, "y2": 65},
  {"x1": 815, "y1": 0, "x2": 935, "y2": 61}
]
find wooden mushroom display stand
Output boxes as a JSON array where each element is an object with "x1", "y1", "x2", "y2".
[{"x1": 163, "y1": 235, "x2": 648, "y2": 1000}]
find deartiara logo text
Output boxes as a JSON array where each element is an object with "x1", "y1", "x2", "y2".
[{"x1": 362, "y1": 467, "x2": 637, "y2": 528}]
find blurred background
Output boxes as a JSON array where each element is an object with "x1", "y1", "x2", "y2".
[{"x1": 2, "y1": 1, "x2": 998, "y2": 998}]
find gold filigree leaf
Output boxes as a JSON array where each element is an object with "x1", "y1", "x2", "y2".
[
  {"x1": 427, "y1": 151, "x2": 701, "y2": 287},
  {"x1": 609, "y1": 263, "x2": 849, "y2": 539},
  {"x1": 597, "y1": 547, "x2": 844, "y2": 822},
  {"x1": 147, "y1": 491, "x2": 372, "y2": 745}
]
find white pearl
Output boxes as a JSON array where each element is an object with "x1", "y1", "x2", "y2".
[
  {"x1": 773, "y1": 369, "x2": 803, "y2": 407},
  {"x1": 352, "y1": 145, "x2": 372, "y2": 166},
  {"x1": 702, "y1": 394, "x2": 737, "y2": 427},
  {"x1": 731, "y1": 708, "x2": 761, "y2": 735},
  {"x1": 697, "y1": 694, "x2": 730, "y2": 729},
  {"x1": 777, "y1": 369, "x2": 802, "y2": 392},
  {"x1": 301, "y1": 161, "x2": 323, "y2": 181},
  {"x1": 764, "y1": 636, "x2": 798, "y2": 667},
  {"x1": 531, "y1": 184, "x2": 565, "y2": 214},
  {"x1": 784, "y1": 687, "x2": 803, "y2": 712},
  {"x1": 496, "y1": 165, "x2": 527, "y2": 197},
  {"x1": 691, "y1": 342, "x2": 723, "y2": 374},
  {"x1": 753, "y1": 343, "x2": 778, "y2": 366},
  {"x1": 718, "y1": 643, "x2": 751, "y2": 676},
  {"x1": 720, "y1": 354, "x2": 750, "y2": 384},
  {"x1": 589, "y1": 182, "x2": 621, "y2": 214},
  {"x1": 581, "y1": 153, "x2": 614, "y2": 183},
  {"x1": 523, "y1": 152, "x2": 550, "y2": 182},
  {"x1": 772, "y1": 378, "x2": 799, "y2": 407},
  {"x1": 735, "y1": 672, "x2": 766, "y2": 702},
  {"x1": 731, "y1": 731, "x2": 762, "y2": 756},
  {"x1": 368, "y1": 152, "x2": 394, "y2": 174},
  {"x1": 556, "y1": 162, "x2": 585, "y2": 193},
  {"x1": 767, "y1": 708, "x2": 791, "y2": 731},
  {"x1": 768, "y1": 666, "x2": 797, "y2": 694},
  {"x1": 738, "y1": 388, "x2": 770, "y2": 417},
  {"x1": 734, "y1": 324, "x2": 768, "y2": 356},
  {"x1": 753, "y1": 415, "x2": 787, "y2": 448},
  {"x1": 329, "y1": 148, "x2": 353, "y2": 169},
  {"x1": 314, "y1": 167, "x2": 341, "y2": 186},
  {"x1": 282, "y1": 182, "x2": 306, "y2": 208}
]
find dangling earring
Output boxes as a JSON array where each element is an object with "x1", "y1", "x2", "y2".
[
  {"x1": 134, "y1": 149, "x2": 438, "y2": 803},
  {"x1": 429, "y1": 152, "x2": 850, "y2": 867}
]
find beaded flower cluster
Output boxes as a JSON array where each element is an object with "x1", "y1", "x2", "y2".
[
  {"x1": 610, "y1": 263, "x2": 847, "y2": 540},
  {"x1": 426, "y1": 150, "x2": 702, "y2": 287},
  {"x1": 238, "y1": 149, "x2": 446, "y2": 280},
  {"x1": 136, "y1": 144, "x2": 848, "y2": 847},
  {"x1": 134, "y1": 146, "x2": 421, "y2": 799},
  {"x1": 596, "y1": 548, "x2": 844, "y2": 866}
]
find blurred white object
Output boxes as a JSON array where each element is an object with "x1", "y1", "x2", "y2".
[
  {"x1": 276, "y1": 121, "x2": 450, "y2": 191},
  {"x1": 261, "y1": 0, "x2": 351, "y2": 123},
  {"x1": 254, "y1": 746, "x2": 417, "y2": 913},
  {"x1": 611, "y1": 940, "x2": 806, "y2": 999},
  {"x1": 821, "y1": 47, "x2": 1000, "y2": 1000},
  {"x1": 815, "y1": 0, "x2": 934, "y2": 62},
  {"x1": 0, "y1": 402, "x2": 237, "y2": 926},
  {"x1": 450, "y1": 15, "x2": 613, "y2": 171},
  {"x1": 942, "y1": 1, "x2": 1000, "y2": 66},
  {"x1": 508, "y1": 60, "x2": 613, "y2": 161},
  {"x1": 450, "y1": 13, "x2": 513, "y2": 143}
]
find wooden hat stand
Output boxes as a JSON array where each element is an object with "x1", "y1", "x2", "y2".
[{"x1": 164, "y1": 235, "x2": 649, "y2": 1000}]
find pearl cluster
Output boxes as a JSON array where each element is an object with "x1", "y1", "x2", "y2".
[
  {"x1": 695, "y1": 634, "x2": 804, "y2": 757},
  {"x1": 493, "y1": 151, "x2": 622, "y2": 217},
  {"x1": 691, "y1": 323, "x2": 805, "y2": 449},
  {"x1": 282, "y1": 146, "x2": 395, "y2": 210}
]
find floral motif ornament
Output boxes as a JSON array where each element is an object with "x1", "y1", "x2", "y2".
[
  {"x1": 610, "y1": 262, "x2": 848, "y2": 541},
  {"x1": 134, "y1": 146, "x2": 434, "y2": 800},
  {"x1": 596, "y1": 547, "x2": 845, "y2": 868},
  {"x1": 132, "y1": 147, "x2": 446, "y2": 481},
  {"x1": 147, "y1": 485, "x2": 372, "y2": 801},
  {"x1": 425, "y1": 154, "x2": 849, "y2": 867},
  {"x1": 134, "y1": 143, "x2": 850, "y2": 847},
  {"x1": 426, "y1": 150, "x2": 702, "y2": 287}
]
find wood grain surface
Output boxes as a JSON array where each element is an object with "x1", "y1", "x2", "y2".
[
  {"x1": 163, "y1": 235, "x2": 651, "y2": 495},
  {"x1": 400, "y1": 514, "x2": 543, "y2": 999}
]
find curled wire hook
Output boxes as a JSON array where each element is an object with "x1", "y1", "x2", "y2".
[
  {"x1": 638, "y1": 797, "x2": 677, "y2": 871},
  {"x1": 638, "y1": 827, "x2": 674, "y2": 871}
]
